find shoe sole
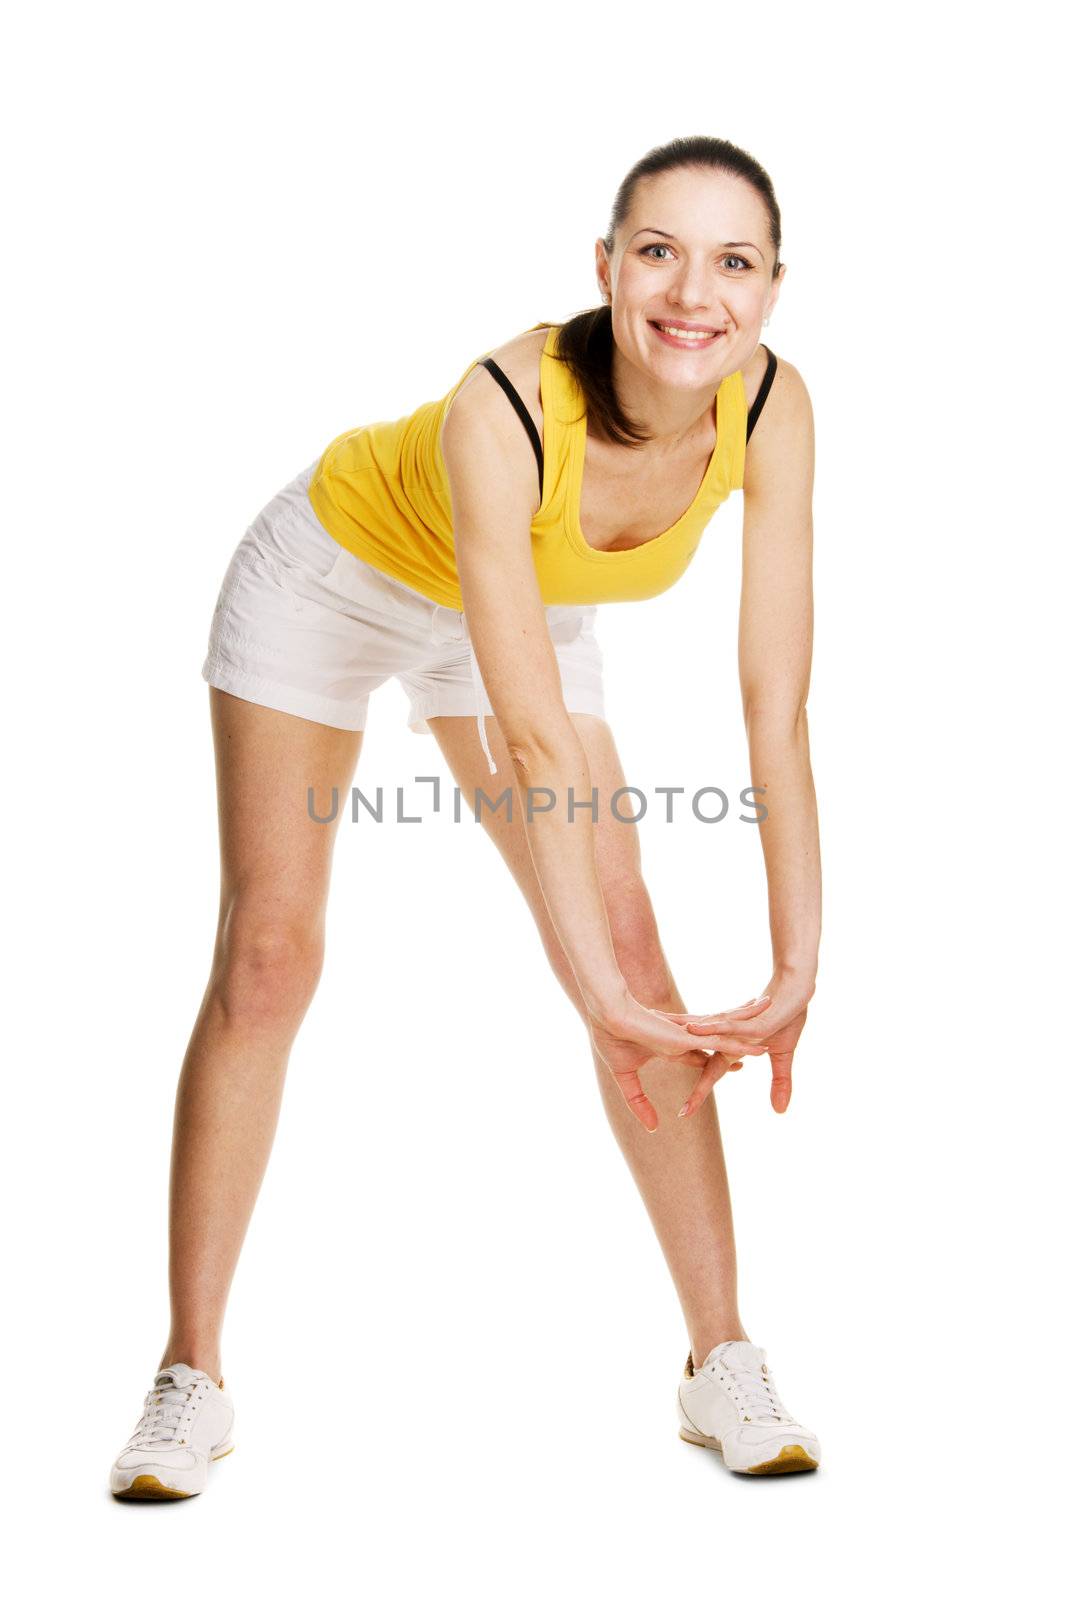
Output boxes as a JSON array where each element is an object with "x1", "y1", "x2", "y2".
[
  {"x1": 678, "y1": 1428, "x2": 818, "y2": 1474},
  {"x1": 111, "y1": 1443, "x2": 235, "y2": 1500}
]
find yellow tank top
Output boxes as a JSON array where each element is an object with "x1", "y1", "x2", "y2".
[{"x1": 306, "y1": 322, "x2": 748, "y2": 609}]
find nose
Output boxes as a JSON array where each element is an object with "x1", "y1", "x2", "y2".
[{"x1": 666, "y1": 261, "x2": 720, "y2": 315}]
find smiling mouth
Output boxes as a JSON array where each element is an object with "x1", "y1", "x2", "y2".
[{"x1": 650, "y1": 322, "x2": 725, "y2": 346}]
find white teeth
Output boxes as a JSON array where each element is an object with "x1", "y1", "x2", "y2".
[{"x1": 655, "y1": 324, "x2": 720, "y2": 342}]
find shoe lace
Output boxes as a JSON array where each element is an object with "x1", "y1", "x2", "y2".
[
  {"x1": 127, "y1": 1376, "x2": 198, "y2": 1449},
  {"x1": 719, "y1": 1359, "x2": 794, "y2": 1424}
]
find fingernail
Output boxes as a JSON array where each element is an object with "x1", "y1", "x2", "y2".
[{"x1": 677, "y1": 1104, "x2": 690, "y2": 1118}]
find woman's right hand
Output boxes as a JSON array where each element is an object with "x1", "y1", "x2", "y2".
[{"x1": 585, "y1": 993, "x2": 771, "y2": 1133}]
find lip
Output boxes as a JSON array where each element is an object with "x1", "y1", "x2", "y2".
[
  {"x1": 649, "y1": 320, "x2": 726, "y2": 350},
  {"x1": 650, "y1": 318, "x2": 724, "y2": 333}
]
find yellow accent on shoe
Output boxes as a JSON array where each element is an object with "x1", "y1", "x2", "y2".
[
  {"x1": 678, "y1": 1430, "x2": 818, "y2": 1473},
  {"x1": 745, "y1": 1444, "x2": 819, "y2": 1475},
  {"x1": 112, "y1": 1474, "x2": 193, "y2": 1500}
]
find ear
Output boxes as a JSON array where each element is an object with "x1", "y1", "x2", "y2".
[
  {"x1": 766, "y1": 261, "x2": 787, "y2": 318},
  {"x1": 594, "y1": 238, "x2": 612, "y2": 300}
]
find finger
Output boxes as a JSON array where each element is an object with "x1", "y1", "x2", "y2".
[
  {"x1": 701, "y1": 996, "x2": 773, "y2": 1020},
  {"x1": 683, "y1": 1015, "x2": 775, "y2": 1038},
  {"x1": 676, "y1": 1052, "x2": 740, "y2": 1118},
  {"x1": 682, "y1": 1033, "x2": 767, "y2": 1059},
  {"x1": 644, "y1": 1011, "x2": 710, "y2": 1045},
  {"x1": 676, "y1": 1047, "x2": 720, "y2": 1072},
  {"x1": 641, "y1": 1017, "x2": 745, "y2": 1059},
  {"x1": 656, "y1": 997, "x2": 771, "y2": 1026},
  {"x1": 591, "y1": 1035, "x2": 660, "y2": 1130},
  {"x1": 644, "y1": 1015, "x2": 769, "y2": 1059},
  {"x1": 612, "y1": 1065, "x2": 659, "y2": 1133},
  {"x1": 769, "y1": 1049, "x2": 794, "y2": 1114},
  {"x1": 667, "y1": 1034, "x2": 763, "y2": 1060}
]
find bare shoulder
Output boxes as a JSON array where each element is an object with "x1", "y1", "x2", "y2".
[
  {"x1": 740, "y1": 348, "x2": 814, "y2": 495},
  {"x1": 440, "y1": 326, "x2": 552, "y2": 517},
  {"x1": 443, "y1": 324, "x2": 551, "y2": 434}
]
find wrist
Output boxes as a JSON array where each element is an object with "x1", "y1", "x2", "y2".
[
  {"x1": 581, "y1": 978, "x2": 632, "y2": 1028},
  {"x1": 772, "y1": 957, "x2": 817, "y2": 999}
]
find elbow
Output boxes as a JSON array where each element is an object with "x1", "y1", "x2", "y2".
[
  {"x1": 500, "y1": 716, "x2": 584, "y2": 786},
  {"x1": 504, "y1": 739, "x2": 539, "y2": 784},
  {"x1": 743, "y1": 698, "x2": 810, "y2": 739}
]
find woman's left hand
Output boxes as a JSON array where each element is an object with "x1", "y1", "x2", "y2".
[{"x1": 658, "y1": 974, "x2": 815, "y2": 1116}]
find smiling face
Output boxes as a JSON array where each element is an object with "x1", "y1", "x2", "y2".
[{"x1": 595, "y1": 165, "x2": 784, "y2": 392}]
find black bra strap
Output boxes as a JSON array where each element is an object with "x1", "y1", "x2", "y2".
[
  {"x1": 478, "y1": 345, "x2": 775, "y2": 488},
  {"x1": 746, "y1": 345, "x2": 778, "y2": 441},
  {"x1": 478, "y1": 357, "x2": 544, "y2": 503}
]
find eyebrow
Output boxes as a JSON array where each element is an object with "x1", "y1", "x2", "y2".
[{"x1": 630, "y1": 227, "x2": 765, "y2": 259}]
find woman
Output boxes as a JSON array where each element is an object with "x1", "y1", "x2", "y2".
[{"x1": 109, "y1": 134, "x2": 822, "y2": 1498}]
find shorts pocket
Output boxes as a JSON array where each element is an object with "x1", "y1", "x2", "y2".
[{"x1": 247, "y1": 497, "x2": 341, "y2": 582}]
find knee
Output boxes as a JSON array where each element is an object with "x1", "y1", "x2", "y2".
[{"x1": 213, "y1": 908, "x2": 325, "y2": 1026}]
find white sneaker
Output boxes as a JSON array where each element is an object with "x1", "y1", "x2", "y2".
[
  {"x1": 677, "y1": 1340, "x2": 820, "y2": 1474},
  {"x1": 110, "y1": 1362, "x2": 235, "y2": 1500}
]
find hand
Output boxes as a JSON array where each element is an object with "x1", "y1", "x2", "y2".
[
  {"x1": 586, "y1": 993, "x2": 768, "y2": 1134},
  {"x1": 678, "y1": 976, "x2": 814, "y2": 1115}
]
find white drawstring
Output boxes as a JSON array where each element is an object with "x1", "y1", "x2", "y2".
[
  {"x1": 431, "y1": 604, "x2": 498, "y2": 777},
  {"x1": 466, "y1": 631, "x2": 498, "y2": 777}
]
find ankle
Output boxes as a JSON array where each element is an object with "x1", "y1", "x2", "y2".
[
  {"x1": 159, "y1": 1347, "x2": 223, "y2": 1386},
  {"x1": 690, "y1": 1328, "x2": 748, "y2": 1370}
]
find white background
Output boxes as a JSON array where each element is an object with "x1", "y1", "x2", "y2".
[{"x1": 3, "y1": 1, "x2": 1062, "y2": 1593}]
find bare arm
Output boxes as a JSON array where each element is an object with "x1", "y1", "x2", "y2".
[
  {"x1": 684, "y1": 355, "x2": 822, "y2": 1114},
  {"x1": 441, "y1": 371, "x2": 631, "y2": 1021},
  {"x1": 440, "y1": 365, "x2": 746, "y2": 1114},
  {"x1": 737, "y1": 355, "x2": 821, "y2": 993}
]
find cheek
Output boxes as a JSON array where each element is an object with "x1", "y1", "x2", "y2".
[
  {"x1": 614, "y1": 261, "x2": 647, "y2": 298},
  {"x1": 722, "y1": 282, "x2": 768, "y2": 328},
  {"x1": 740, "y1": 277, "x2": 771, "y2": 311}
]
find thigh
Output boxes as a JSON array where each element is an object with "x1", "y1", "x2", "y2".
[
  {"x1": 425, "y1": 710, "x2": 657, "y2": 1004},
  {"x1": 209, "y1": 686, "x2": 363, "y2": 960}
]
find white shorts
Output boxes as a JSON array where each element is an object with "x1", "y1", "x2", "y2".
[{"x1": 200, "y1": 462, "x2": 607, "y2": 775}]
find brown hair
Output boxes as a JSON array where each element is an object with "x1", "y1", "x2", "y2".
[{"x1": 550, "y1": 135, "x2": 784, "y2": 448}]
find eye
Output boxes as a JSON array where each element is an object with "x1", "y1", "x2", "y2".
[{"x1": 639, "y1": 244, "x2": 755, "y2": 272}]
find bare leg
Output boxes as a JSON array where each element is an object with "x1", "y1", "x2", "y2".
[
  {"x1": 159, "y1": 688, "x2": 363, "y2": 1382},
  {"x1": 426, "y1": 712, "x2": 747, "y2": 1370}
]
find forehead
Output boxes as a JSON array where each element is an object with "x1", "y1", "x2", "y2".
[{"x1": 629, "y1": 166, "x2": 766, "y2": 233}]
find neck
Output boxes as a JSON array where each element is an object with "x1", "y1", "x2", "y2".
[{"x1": 609, "y1": 342, "x2": 720, "y2": 454}]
